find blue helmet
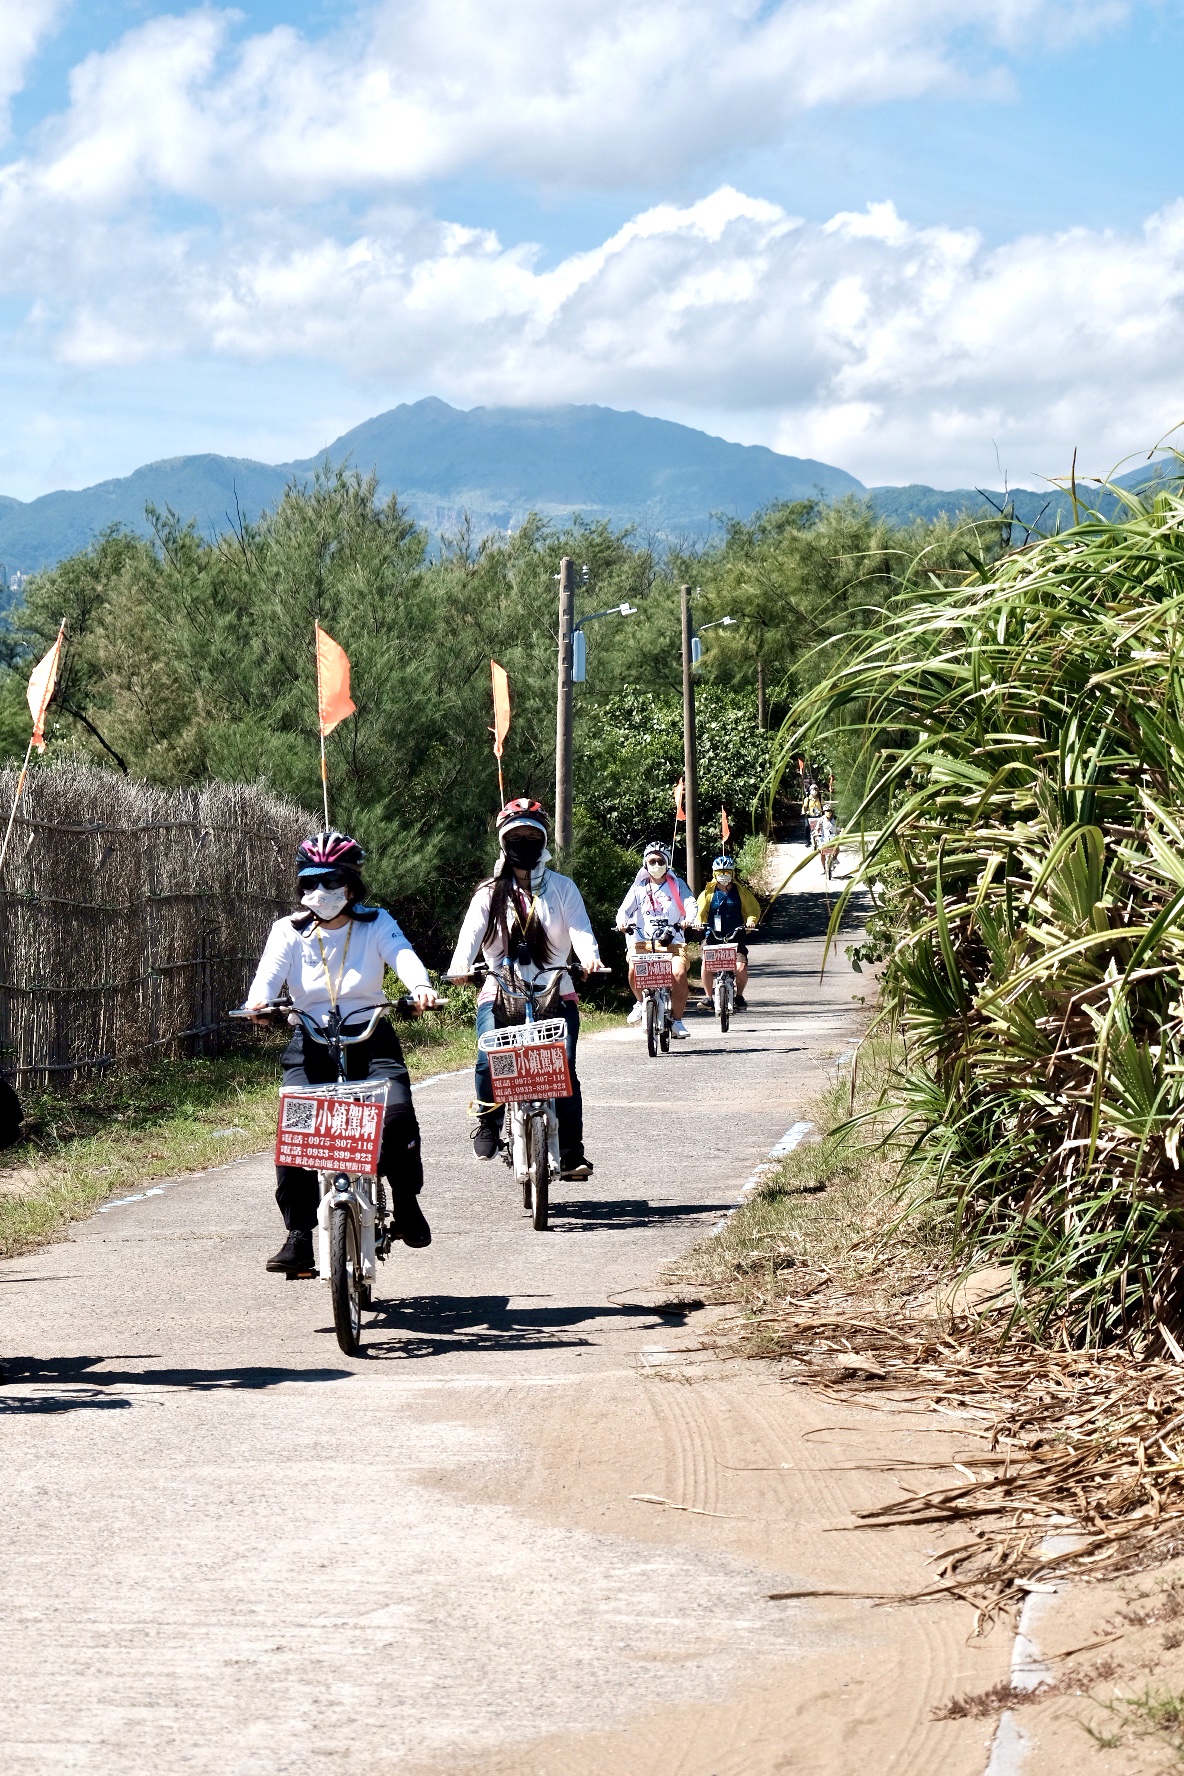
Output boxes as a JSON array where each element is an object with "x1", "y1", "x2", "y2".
[{"x1": 712, "y1": 855, "x2": 735, "y2": 872}]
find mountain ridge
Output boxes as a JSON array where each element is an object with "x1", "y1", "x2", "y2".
[{"x1": 0, "y1": 399, "x2": 1176, "y2": 578}]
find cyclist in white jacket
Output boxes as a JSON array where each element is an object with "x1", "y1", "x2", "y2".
[
  {"x1": 615, "y1": 841, "x2": 693, "y2": 1037},
  {"x1": 246, "y1": 830, "x2": 439, "y2": 1277},
  {"x1": 447, "y1": 798, "x2": 606, "y2": 1175}
]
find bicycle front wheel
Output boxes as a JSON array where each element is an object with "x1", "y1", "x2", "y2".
[
  {"x1": 526, "y1": 1112, "x2": 549, "y2": 1231},
  {"x1": 646, "y1": 995, "x2": 658, "y2": 1058},
  {"x1": 330, "y1": 1203, "x2": 363, "y2": 1356},
  {"x1": 720, "y1": 978, "x2": 732, "y2": 1034},
  {"x1": 659, "y1": 994, "x2": 671, "y2": 1053}
]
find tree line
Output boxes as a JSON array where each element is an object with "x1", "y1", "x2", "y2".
[{"x1": 0, "y1": 467, "x2": 990, "y2": 963}]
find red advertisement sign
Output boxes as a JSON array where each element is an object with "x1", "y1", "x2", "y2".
[
  {"x1": 633, "y1": 952, "x2": 674, "y2": 987},
  {"x1": 487, "y1": 1040, "x2": 572, "y2": 1104},
  {"x1": 275, "y1": 1089, "x2": 385, "y2": 1173},
  {"x1": 703, "y1": 944, "x2": 738, "y2": 977}
]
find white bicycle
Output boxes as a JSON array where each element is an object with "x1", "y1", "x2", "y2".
[
  {"x1": 234, "y1": 997, "x2": 440, "y2": 1355},
  {"x1": 628, "y1": 921, "x2": 680, "y2": 1057},
  {"x1": 474, "y1": 962, "x2": 573, "y2": 1231}
]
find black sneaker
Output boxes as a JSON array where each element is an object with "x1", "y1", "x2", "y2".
[
  {"x1": 560, "y1": 1152, "x2": 593, "y2": 1181},
  {"x1": 472, "y1": 1120, "x2": 502, "y2": 1161},
  {"x1": 734, "y1": 993, "x2": 748, "y2": 1010},
  {"x1": 265, "y1": 1230, "x2": 314, "y2": 1275},
  {"x1": 392, "y1": 1194, "x2": 432, "y2": 1248}
]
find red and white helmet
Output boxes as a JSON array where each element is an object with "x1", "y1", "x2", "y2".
[{"x1": 495, "y1": 797, "x2": 549, "y2": 841}]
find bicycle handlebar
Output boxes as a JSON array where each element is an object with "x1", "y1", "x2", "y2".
[{"x1": 231, "y1": 997, "x2": 447, "y2": 1044}]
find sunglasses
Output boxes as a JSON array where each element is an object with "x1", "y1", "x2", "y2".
[{"x1": 300, "y1": 870, "x2": 349, "y2": 890}]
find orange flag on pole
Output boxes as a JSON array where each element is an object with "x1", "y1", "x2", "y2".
[
  {"x1": 674, "y1": 777, "x2": 685, "y2": 821},
  {"x1": 721, "y1": 806, "x2": 731, "y2": 844},
  {"x1": 315, "y1": 622, "x2": 355, "y2": 737},
  {"x1": 27, "y1": 623, "x2": 64, "y2": 752},
  {"x1": 490, "y1": 660, "x2": 510, "y2": 803}
]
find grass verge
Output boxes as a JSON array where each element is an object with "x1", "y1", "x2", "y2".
[
  {"x1": 680, "y1": 1033, "x2": 939, "y2": 1324},
  {"x1": 0, "y1": 1000, "x2": 624, "y2": 1258}
]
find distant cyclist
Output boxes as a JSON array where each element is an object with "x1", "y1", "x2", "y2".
[
  {"x1": 803, "y1": 781, "x2": 824, "y2": 849},
  {"x1": 818, "y1": 803, "x2": 840, "y2": 880},
  {"x1": 616, "y1": 841, "x2": 693, "y2": 1038},
  {"x1": 693, "y1": 855, "x2": 761, "y2": 1010},
  {"x1": 447, "y1": 798, "x2": 605, "y2": 1178}
]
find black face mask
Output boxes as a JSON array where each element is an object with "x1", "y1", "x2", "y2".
[{"x1": 504, "y1": 833, "x2": 545, "y2": 870}]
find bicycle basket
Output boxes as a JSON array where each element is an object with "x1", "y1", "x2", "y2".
[
  {"x1": 478, "y1": 1019, "x2": 571, "y2": 1103},
  {"x1": 275, "y1": 1080, "x2": 390, "y2": 1174}
]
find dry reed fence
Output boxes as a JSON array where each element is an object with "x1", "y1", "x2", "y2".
[{"x1": 0, "y1": 765, "x2": 308, "y2": 1084}]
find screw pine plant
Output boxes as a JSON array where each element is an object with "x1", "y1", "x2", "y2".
[{"x1": 788, "y1": 476, "x2": 1184, "y2": 1347}]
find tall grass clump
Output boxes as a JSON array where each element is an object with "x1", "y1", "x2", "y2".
[{"x1": 787, "y1": 477, "x2": 1184, "y2": 1349}]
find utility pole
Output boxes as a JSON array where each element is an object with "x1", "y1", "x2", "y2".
[
  {"x1": 680, "y1": 583, "x2": 700, "y2": 894},
  {"x1": 554, "y1": 556, "x2": 575, "y2": 851}
]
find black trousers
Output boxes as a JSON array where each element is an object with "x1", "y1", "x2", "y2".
[{"x1": 275, "y1": 1019, "x2": 423, "y2": 1234}]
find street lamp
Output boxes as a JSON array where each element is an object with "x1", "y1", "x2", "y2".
[
  {"x1": 692, "y1": 614, "x2": 738, "y2": 667},
  {"x1": 571, "y1": 603, "x2": 638, "y2": 682}
]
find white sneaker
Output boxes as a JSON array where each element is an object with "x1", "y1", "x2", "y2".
[
  {"x1": 671, "y1": 1019, "x2": 690, "y2": 1039},
  {"x1": 627, "y1": 1002, "x2": 644, "y2": 1025}
]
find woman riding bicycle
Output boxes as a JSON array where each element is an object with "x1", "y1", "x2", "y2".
[
  {"x1": 616, "y1": 841, "x2": 693, "y2": 1038},
  {"x1": 246, "y1": 830, "x2": 440, "y2": 1277},
  {"x1": 447, "y1": 799, "x2": 605, "y2": 1178},
  {"x1": 693, "y1": 855, "x2": 760, "y2": 1010}
]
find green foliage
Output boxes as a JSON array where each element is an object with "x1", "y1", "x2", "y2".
[
  {"x1": 575, "y1": 687, "x2": 771, "y2": 856},
  {"x1": 790, "y1": 474, "x2": 1184, "y2": 1347}
]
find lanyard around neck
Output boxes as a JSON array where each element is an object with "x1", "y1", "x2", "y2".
[{"x1": 314, "y1": 921, "x2": 354, "y2": 1012}]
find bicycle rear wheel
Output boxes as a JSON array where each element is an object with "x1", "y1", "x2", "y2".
[
  {"x1": 659, "y1": 994, "x2": 671, "y2": 1053},
  {"x1": 526, "y1": 1112, "x2": 549, "y2": 1230},
  {"x1": 329, "y1": 1203, "x2": 362, "y2": 1356},
  {"x1": 646, "y1": 995, "x2": 658, "y2": 1058}
]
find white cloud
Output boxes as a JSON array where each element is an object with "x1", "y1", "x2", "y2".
[
  {"x1": 0, "y1": 0, "x2": 61, "y2": 141},
  {"x1": 5, "y1": 0, "x2": 1128, "y2": 204},
  {"x1": 6, "y1": 179, "x2": 1184, "y2": 489},
  {"x1": 0, "y1": 0, "x2": 1168, "y2": 494}
]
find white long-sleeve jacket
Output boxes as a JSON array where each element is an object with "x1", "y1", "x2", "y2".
[
  {"x1": 247, "y1": 907, "x2": 430, "y2": 1027},
  {"x1": 615, "y1": 873, "x2": 692, "y2": 940},
  {"x1": 447, "y1": 868, "x2": 601, "y2": 1001}
]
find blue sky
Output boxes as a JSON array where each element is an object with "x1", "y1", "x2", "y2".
[{"x1": 1, "y1": 0, "x2": 1182, "y2": 499}]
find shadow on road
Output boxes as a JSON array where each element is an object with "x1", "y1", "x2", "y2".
[
  {"x1": 551, "y1": 1197, "x2": 730, "y2": 1232},
  {"x1": 759, "y1": 885, "x2": 869, "y2": 941},
  {"x1": 362, "y1": 1291, "x2": 664, "y2": 1359},
  {"x1": 0, "y1": 1352, "x2": 351, "y2": 1407}
]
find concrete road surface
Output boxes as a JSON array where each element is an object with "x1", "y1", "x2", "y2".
[{"x1": 0, "y1": 854, "x2": 1011, "y2": 1775}]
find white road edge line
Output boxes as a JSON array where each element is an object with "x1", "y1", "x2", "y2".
[
  {"x1": 706, "y1": 1122, "x2": 816, "y2": 1233},
  {"x1": 982, "y1": 1528, "x2": 1081, "y2": 1775}
]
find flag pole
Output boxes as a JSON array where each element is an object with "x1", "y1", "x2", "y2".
[
  {"x1": 0, "y1": 737, "x2": 35, "y2": 878},
  {"x1": 1, "y1": 616, "x2": 67, "y2": 877},
  {"x1": 315, "y1": 620, "x2": 330, "y2": 827}
]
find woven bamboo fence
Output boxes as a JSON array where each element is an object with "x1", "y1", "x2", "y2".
[{"x1": 0, "y1": 766, "x2": 309, "y2": 1084}]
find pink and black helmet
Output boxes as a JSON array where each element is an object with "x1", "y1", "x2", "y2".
[{"x1": 295, "y1": 830, "x2": 367, "y2": 882}]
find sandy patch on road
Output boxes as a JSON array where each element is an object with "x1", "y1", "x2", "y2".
[{"x1": 402, "y1": 1316, "x2": 1019, "y2": 1776}]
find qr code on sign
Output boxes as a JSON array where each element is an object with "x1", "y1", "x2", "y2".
[
  {"x1": 282, "y1": 1098, "x2": 317, "y2": 1132},
  {"x1": 490, "y1": 1052, "x2": 518, "y2": 1080}
]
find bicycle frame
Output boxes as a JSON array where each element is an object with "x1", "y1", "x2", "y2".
[
  {"x1": 475, "y1": 962, "x2": 569, "y2": 1228},
  {"x1": 629, "y1": 921, "x2": 680, "y2": 1056},
  {"x1": 701, "y1": 927, "x2": 743, "y2": 1032}
]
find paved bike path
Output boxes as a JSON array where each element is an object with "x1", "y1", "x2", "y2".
[{"x1": 0, "y1": 854, "x2": 1011, "y2": 1776}]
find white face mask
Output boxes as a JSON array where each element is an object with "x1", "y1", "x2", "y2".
[
  {"x1": 716, "y1": 872, "x2": 734, "y2": 887},
  {"x1": 646, "y1": 859, "x2": 668, "y2": 880},
  {"x1": 301, "y1": 886, "x2": 349, "y2": 920}
]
